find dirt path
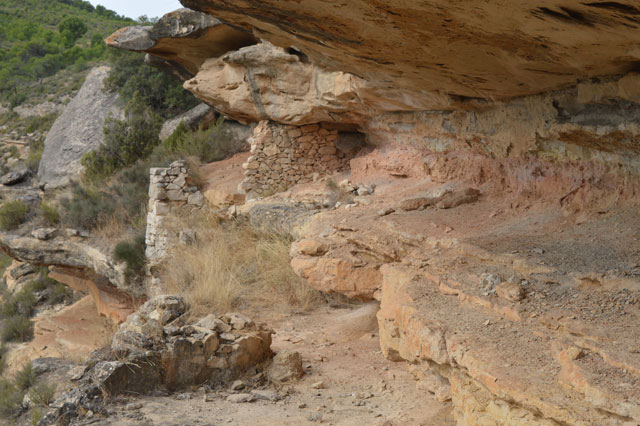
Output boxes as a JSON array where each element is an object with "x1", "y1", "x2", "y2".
[{"x1": 99, "y1": 304, "x2": 453, "y2": 426}]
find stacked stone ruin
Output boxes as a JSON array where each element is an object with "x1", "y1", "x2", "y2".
[
  {"x1": 239, "y1": 121, "x2": 350, "y2": 197},
  {"x1": 145, "y1": 160, "x2": 206, "y2": 267}
]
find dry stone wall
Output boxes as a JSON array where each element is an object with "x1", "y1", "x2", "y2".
[
  {"x1": 239, "y1": 121, "x2": 349, "y2": 197},
  {"x1": 146, "y1": 160, "x2": 205, "y2": 267}
]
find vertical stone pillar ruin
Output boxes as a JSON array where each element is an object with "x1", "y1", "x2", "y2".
[{"x1": 145, "y1": 160, "x2": 206, "y2": 285}]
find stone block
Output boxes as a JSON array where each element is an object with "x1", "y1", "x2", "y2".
[
  {"x1": 187, "y1": 192, "x2": 205, "y2": 207},
  {"x1": 167, "y1": 189, "x2": 187, "y2": 201},
  {"x1": 149, "y1": 185, "x2": 167, "y2": 200},
  {"x1": 301, "y1": 124, "x2": 320, "y2": 133}
]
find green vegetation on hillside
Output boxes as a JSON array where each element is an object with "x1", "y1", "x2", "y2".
[{"x1": 0, "y1": 0, "x2": 133, "y2": 107}]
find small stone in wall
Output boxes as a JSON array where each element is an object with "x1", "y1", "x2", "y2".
[{"x1": 187, "y1": 192, "x2": 205, "y2": 207}]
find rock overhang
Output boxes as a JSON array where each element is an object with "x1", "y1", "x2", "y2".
[
  {"x1": 105, "y1": 8, "x2": 258, "y2": 77},
  {"x1": 177, "y1": 0, "x2": 640, "y2": 102}
]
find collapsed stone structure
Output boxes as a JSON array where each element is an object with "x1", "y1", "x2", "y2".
[{"x1": 38, "y1": 296, "x2": 274, "y2": 425}]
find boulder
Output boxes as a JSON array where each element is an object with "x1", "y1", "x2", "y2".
[
  {"x1": 159, "y1": 103, "x2": 213, "y2": 141},
  {"x1": 267, "y1": 350, "x2": 304, "y2": 383},
  {"x1": 37, "y1": 66, "x2": 122, "y2": 189},
  {"x1": 0, "y1": 169, "x2": 28, "y2": 186}
]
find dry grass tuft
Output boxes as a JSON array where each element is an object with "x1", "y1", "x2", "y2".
[{"x1": 160, "y1": 213, "x2": 322, "y2": 316}]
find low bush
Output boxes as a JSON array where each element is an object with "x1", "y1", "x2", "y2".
[
  {"x1": 1, "y1": 315, "x2": 33, "y2": 342},
  {"x1": 26, "y1": 137, "x2": 44, "y2": 172},
  {"x1": 31, "y1": 407, "x2": 44, "y2": 426},
  {"x1": 0, "y1": 379, "x2": 23, "y2": 418},
  {"x1": 113, "y1": 233, "x2": 146, "y2": 281},
  {"x1": 14, "y1": 363, "x2": 35, "y2": 391},
  {"x1": 48, "y1": 282, "x2": 71, "y2": 306},
  {"x1": 59, "y1": 183, "x2": 113, "y2": 230},
  {"x1": 0, "y1": 286, "x2": 36, "y2": 318},
  {"x1": 0, "y1": 254, "x2": 11, "y2": 277},
  {"x1": 40, "y1": 202, "x2": 61, "y2": 225},
  {"x1": 0, "y1": 344, "x2": 6, "y2": 376},
  {"x1": 28, "y1": 381, "x2": 56, "y2": 406},
  {"x1": 162, "y1": 117, "x2": 240, "y2": 164},
  {"x1": 82, "y1": 92, "x2": 162, "y2": 182},
  {"x1": 0, "y1": 200, "x2": 30, "y2": 230}
]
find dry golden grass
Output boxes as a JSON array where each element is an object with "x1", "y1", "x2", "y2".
[
  {"x1": 159, "y1": 212, "x2": 322, "y2": 317},
  {"x1": 93, "y1": 214, "x2": 129, "y2": 242}
]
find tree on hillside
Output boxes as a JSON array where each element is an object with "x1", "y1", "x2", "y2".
[{"x1": 58, "y1": 16, "x2": 87, "y2": 47}]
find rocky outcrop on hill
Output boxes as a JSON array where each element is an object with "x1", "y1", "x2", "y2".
[
  {"x1": 159, "y1": 103, "x2": 214, "y2": 140},
  {"x1": 37, "y1": 66, "x2": 122, "y2": 189}
]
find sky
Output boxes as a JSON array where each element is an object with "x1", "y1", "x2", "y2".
[{"x1": 88, "y1": 0, "x2": 183, "y2": 20}]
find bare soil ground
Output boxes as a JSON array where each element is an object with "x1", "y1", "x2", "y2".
[{"x1": 94, "y1": 304, "x2": 453, "y2": 426}]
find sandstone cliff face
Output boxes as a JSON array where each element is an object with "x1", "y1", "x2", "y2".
[
  {"x1": 181, "y1": 0, "x2": 640, "y2": 106},
  {"x1": 98, "y1": 4, "x2": 640, "y2": 426},
  {"x1": 37, "y1": 66, "x2": 122, "y2": 189}
]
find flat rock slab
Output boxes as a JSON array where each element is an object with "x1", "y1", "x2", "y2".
[
  {"x1": 1, "y1": 169, "x2": 28, "y2": 185},
  {"x1": 31, "y1": 228, "x2": 57, "y2": 240}
]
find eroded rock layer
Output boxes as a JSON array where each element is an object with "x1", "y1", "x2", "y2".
[
  {"x1": 181, "y1": 0, "x2": 640, "y2": 105},
  {"x1": 100, "y1": 4, "x2": 640, "y2": 425}
]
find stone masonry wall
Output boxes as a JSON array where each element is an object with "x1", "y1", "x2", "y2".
[
  {"x1": 239, "y1": 121, "x2": 349, "y2": 197},
  {"x1": 145, "y1": 160, "x2": 205, "y2": 267}
]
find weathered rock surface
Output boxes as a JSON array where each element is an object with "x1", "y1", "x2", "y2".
[
  {"x1": 0, "y1": 168, "x2": 28, "y2": 186},
  {"x1": 48, "y1": 266, "x2": 138, "y2": 324},
  {"x1": 37, "y1": 66, "x2": 122, "y2": 188},
  {"x1": 181, "y1": 0, "x2": 640, "y2": 107},
  {"x1": 105, "y1": 8, "x2": 257, "y2": 78},
  {"x1": 0, "y1": 232, "x2": 136, "y2": 297},
  {"x1": 184, "y1": 41, "x2": 375, "y2": 125},
  {"x1": 159, "y1": 103, "x2": 214, "y2": 140}
]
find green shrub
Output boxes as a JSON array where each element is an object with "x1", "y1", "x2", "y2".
[
  {"x1": 113, "y1": 233, "x2": 146, "y2": 281},
  {"x1": 59, "y1": 183, "x2": 113, "y2": 230},
  {"x1": 31, "y1": 406, "x2": 44, "y2": 426},
  {"x1": 12, "y1": 288, "x2": 36, "y2": 317},
  {"x1": 48, "y1": 282, "x2": 70, "y2": 306},
  {"x1": 40, "y1": 202, "x2": 60, "y2": 225},
  {"x1": 82, "y1": 92, "x2": 162, "y2": 182},
  {"x1": 28, "y1": 381, "x2": 56, "y2": 406},
  {"x1": 1, "y1": 315, "x2": 33, "y2": 342},
  {"x1": 0, "y1": 200, "x2": 30, "y2": 230},
  {"x1": 14, "y1": 363, "x2": 35, "y2": 391},
  {"x1": 26, "y1": 137, "x2": 44, "y2": 172},
  {"x1": 104, "y1": 49, "x2": 198, "y2": 118},
  {"x1": 0, "y1": 379, "x2": 23, "y2": 418},
  {"x1": 0, "y1": 286, "x2": 36, "y2": 319},
  {"x1": 0, "y1": 345, "x2": 6, "y2": 376},
  {"x1": 162, "y1": 117, "x2": 238, "y2": 163},
  {"x1": 0, "y1": 254, "x2": 12, "y2": 278}
]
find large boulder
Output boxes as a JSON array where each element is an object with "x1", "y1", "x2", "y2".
[
  {"x1": 159, "y1": 103, "x2": 214, "y2": 141},
  {"x1": 37, "y1": 66, "x2": 122, "y2": 189}
]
